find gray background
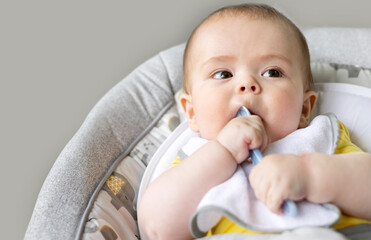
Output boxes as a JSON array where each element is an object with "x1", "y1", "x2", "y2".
[{"x1": 1, "y1": 0, "x2": 371, "y2": 239}]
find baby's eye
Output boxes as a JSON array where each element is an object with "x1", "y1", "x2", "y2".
[
  {"x1": 262, "y1": 69, "x2": 282, "y2": 78},
  {"x1": 212, "y1": 71, "x2": 233, "y2": 79}
]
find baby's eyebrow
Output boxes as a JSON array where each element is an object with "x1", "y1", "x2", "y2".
[
  {"x1": 201, "y1": 55, "x2": 237, "y2": 69},
  {"x1": 200, "y1": 54, "x2": 292, "y2": 71},
  {"x1": 259, "y1": 54, "x2": 292, "y2": 66}
]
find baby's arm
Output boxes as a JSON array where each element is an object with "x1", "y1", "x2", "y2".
[
  {"x1": 304, "y1": 152, "x2": 371, "y2": 220},
  {"x1": 138, "y1": 116, "x2": 267, "y2": 240},
  {"x1": 249, "y1": 152, "x2": 371, "y2": 220}
]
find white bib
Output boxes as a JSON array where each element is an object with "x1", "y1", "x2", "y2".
[{"x1": 138, "y1": 114, "x2": 341, "y2": 238}]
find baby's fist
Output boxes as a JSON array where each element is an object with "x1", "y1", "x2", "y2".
[
  {"x1": 216, "y1": 116, "x2": 267, "y2": 164},
  {"x1": 249, "y1": 154, "x2": 308, "y2": 213}
]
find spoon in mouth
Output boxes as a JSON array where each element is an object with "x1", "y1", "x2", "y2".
[{"x1": 236, "y1": 106, "x2": 298, "y2": 217}]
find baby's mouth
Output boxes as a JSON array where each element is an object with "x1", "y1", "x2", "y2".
[
  {"x1": 235, "y1": 106, "x2": 253, "y2": 117},
  {"x1": 249, "y1": 109, "x2": 256, "y2": 116},
  {"x1": 235, "y1": 106, "x2": 262, "y2": 120}
]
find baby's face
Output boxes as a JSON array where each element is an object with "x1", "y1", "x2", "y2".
[{"x1": 183, "y1": 16, "x2": 311, "y2": 143}]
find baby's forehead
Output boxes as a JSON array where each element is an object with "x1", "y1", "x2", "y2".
[
  {"x1": 200, "y1": 14, "x2": 288, "y2": 37},
  {"x1": 189, "y1": 16, "x2": 297, "y2": 59},
  {"x1": 195, "y1": 16, "x2": 282, "y2": 47}
]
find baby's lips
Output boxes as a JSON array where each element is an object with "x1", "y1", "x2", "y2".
[
  {"x1": 235, "y1": 106, "x2": 257, "y2": 117},
  {"x1": 235, "y1": 106, "x2": 250, "y2": 117}
]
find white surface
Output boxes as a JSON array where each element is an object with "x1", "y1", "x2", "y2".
[
  {"x1": 2, "y1": 1, "x2": 371, "y2": 239},
  {"x1": 314, "y1": 83, "x2": 371, "y2": 152}
]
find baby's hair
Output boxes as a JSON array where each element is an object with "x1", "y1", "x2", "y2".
[{"x1": 182, "y1": 3, "x2": 313, "y2": 93}]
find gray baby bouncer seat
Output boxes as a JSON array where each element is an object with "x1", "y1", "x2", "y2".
[{"x1": 25, "y1": 28, "x2": 371, "y2": 240}]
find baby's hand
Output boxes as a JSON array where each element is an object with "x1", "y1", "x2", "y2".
[
  {"x1": 249, "y1": 154, "x2": 309, "y2": 214},
  {"x1": 216, "y1": 116, "x2": 268, "y2": 164}
]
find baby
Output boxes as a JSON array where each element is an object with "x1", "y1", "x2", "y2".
[{"x1": 138, "y1": 4, "x2": 371, "y2": 239}]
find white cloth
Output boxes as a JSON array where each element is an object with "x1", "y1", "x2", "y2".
[{"x1": 183, "y1": 114, "x2": 341, "y2": 237}]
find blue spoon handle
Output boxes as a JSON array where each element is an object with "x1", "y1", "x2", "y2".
[{"x1": 236, "y1": 106, "x2": 298, "y2": 217}]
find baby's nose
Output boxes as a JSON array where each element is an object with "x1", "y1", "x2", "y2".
[{"x1": 238, "y1": 81, "x2": 261, "y2": 94}]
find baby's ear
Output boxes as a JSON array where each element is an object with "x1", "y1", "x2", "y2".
[
  {"x1": 179, "y1": 93, "x2": 200, "y2": 132},
  {"x1": 299, "y1": 91, "x2": 317, "y2": 128}
]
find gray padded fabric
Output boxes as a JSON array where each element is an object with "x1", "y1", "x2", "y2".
[
  {"x1": 25, "y1": 44, "x2": 185, "y2": 240},
  {"x1": 305, "y1": 28, "x2": 371, "y2": 68}
]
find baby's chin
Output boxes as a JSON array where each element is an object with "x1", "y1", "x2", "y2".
[{"x1": 268, "y1": 128, "x2": 297, "y2": 144}]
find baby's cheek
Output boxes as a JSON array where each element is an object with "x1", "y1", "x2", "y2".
[{"x1": 268, "y1": 113, "x2": 301, "y2": 142}]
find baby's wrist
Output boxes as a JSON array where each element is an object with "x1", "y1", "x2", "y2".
[
  {"x1": 214, "y1": 139, "x2": 241, "y2": 164},
  {"x1": 300, "y1": 153, "x2": 334, "y2": 203},
  {"x1": 298, "y1": 154, "x2": 312, "y2": 198}
]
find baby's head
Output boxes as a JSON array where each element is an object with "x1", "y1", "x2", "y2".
[
  {"x1": 183, "y1": 4, "x2": 313, "y2": 93},
  {"x1": 180, "y1": 4, "x2": 317, "y2": 143}
]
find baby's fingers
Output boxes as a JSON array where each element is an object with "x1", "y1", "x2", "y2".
[
  {"x1": 266, "y1": 181, "x2": 285, "y2": 214},
  {"x1": 217, "y1": 117, "x2": 267, "y2": 163},
  {"x1": 249, "y1": 163, "x2": 285, "y2": 215},
  {"x1": 240, "y1": 116, "x2": 268, "y2": 151},
  {"x1": 249, "y1": 168, "x2": 269, "y2": 202}
]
